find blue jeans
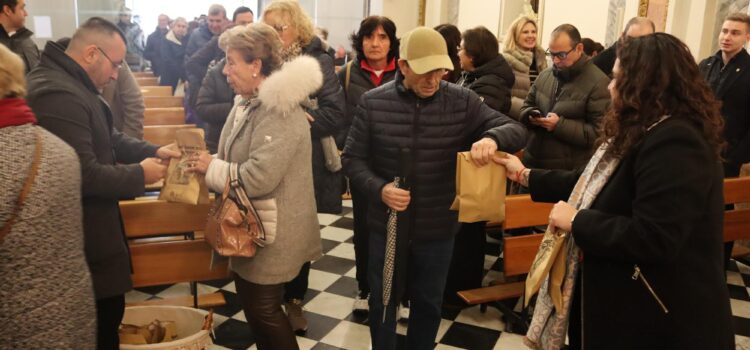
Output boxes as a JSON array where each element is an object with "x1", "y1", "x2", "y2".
[{"x1": 368, "y1": 231, "x2": 455, "y2": 350}]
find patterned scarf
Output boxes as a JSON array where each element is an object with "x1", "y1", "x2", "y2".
[
  {"x1": 524, "y1": 116, "x2": 670, "y2": 349},
  {"x1": 280, "y1": 41, "x2": 304, "y2": 62}
]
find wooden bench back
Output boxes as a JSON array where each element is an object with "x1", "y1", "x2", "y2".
[
  {"x1": 501, "y1": 176, "x2": 750, "y2": 277},
  {"x1": 143, "y1": 124, "x2": 197, "y2": 146},
  {"x1": 133, "y1": 71, "x2": 155, "y2": 78},
  {"x1": 140, "y1": 86, "x2": 172, "y2": 97},
  {"x1": 120, "y1": 197, "x2": 228, "y2": 288},
  {"x1": 144, "y1": 107, "x2": 185, "y2": 126},
  {"x1": 144, "y1": 96, "x2": 183, "y2": 108},
  {"x1": 130, "y1": 240, "x2": 228, "y2": 287},
  {"x1": 136, "y1": 77, "x2": 159, "y2": 87}
]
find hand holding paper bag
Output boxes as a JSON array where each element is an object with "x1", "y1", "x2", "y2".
[{"x1": 449, "y1": 151, "x2": 507, "y2": 223}]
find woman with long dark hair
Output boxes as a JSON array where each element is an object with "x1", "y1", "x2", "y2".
[{"x1": 496, "y1": 33, "x2": 733, "y2": 349}]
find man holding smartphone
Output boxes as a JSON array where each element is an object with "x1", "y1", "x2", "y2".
[{"x1": 519, "y1": 24, "x2": 610, "y2": 171}]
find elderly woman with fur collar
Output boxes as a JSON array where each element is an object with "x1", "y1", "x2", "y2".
[
  {"x1": 502, "y1": 15, "x2": 547, "y2": 120},
  {"x1": 187, "y1": 23, "x2": 322, "y2": 350}
]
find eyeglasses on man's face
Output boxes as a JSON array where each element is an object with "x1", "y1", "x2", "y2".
[
  {"x1": 96, "y1": 46, "x2": 122, "y2": 70},
  {"x1": 545, "y1": 47, "x2": 576, "y2": 60}
]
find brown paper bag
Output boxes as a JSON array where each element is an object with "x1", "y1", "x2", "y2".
[
  {"x1": 449, "y1": 151, "x2": 506, "y2": 223},
  {"x1": 524, "y1": 228, "x2": 568, "y2": 307},
  {"x1": 159, "y1": 129, "x2": 210, "y2": 205}
]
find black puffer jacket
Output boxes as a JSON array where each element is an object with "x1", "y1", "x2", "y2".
[
  {"x1": 159, "y1": 31, "x2": 186, "y2": 92},
  {"x1": 303, "y1": 36, "x2": 346, "y2": 214},
  {"x1": 336, "y1": 59, "x2": 398, "y2": 147},
  {"x1": 457, "y1": 55, "x2": 515, "y2": 114},
  {"x1": 196, "y1": 59, "x2": 234, "y2": 153},
  {"x1": 342, "y1": 73, "x2": 527, "y2": 241},
  {"x1": 0, "y1": 25, "x2": 40, "y2": 73}
]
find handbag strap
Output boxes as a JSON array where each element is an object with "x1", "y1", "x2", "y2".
[
  {"x1": 0, "y1": 129, "x2": 43, "y2": 242},
  {"x1": 229, "y1": 163, "x2": 252, "y2": 210}
]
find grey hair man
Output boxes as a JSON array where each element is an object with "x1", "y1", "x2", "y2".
[{"x1": 25, "y1": 17, "x2": 180, "y2": 349}]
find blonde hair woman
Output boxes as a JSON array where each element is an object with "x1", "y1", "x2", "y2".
[
  {"x1": 187, "y1": 23, "x2": 323, "y2": 350},
  {"x1": 0, "y1": 44, "x2": 96, "y2": 348},
  {"x1": 502, "y1": 15, "x2": 548, "y2": 119},
  {"x1": 261, "y1": 0, "x2": 346, "y2": 334}
]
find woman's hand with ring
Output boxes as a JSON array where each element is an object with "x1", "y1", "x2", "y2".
[{"x1": 185, "y1": 151, "x2": 213, "y2": 174}]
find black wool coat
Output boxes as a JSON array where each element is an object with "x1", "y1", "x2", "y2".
[
  {"x1": 343, "y1": 73, "x2": 527, "y2": 242},
  {"x1": 529, "y1": 117, "x2": 733, "y2": 349},
  {"x1": 458, "y1": 55, "x2": 515, "y2": 114},
  {"x1": 699, "y1": 49, "x2": 750, "y2": 177},
  {"x1": 303, "y1": 36, "x2": 347, "y2": 214},
  {"x1": 27, "y1": 41, "x2": 159, "y2": 299}
]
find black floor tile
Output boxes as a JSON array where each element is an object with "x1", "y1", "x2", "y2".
[
  {"x1": 728, "y1": 284, "x2": 750, "y2": 301},
  {"x1": 734, "y1": 315, "x2": 750, "y2": 338},
  {"x1": 301, "y1": 289, "x2": 321, "y2": 306},
  {"x1": 201, "y1": 278, "x2": 233, "y2": 289},
  {"x1": 329, "y1": 217, "x2": 354, "y2": 230},
  {"x1": 311, "y1": 255, "x2": 356, "y2": 275},
  {"x1": 301, "y1": 312, "x2": 341, "y2": 341},
  {"x1": 134, "y1": 283, "x2": 172, "y2": 296},
  {"x1": 325, "y1": 276, "x2": 359, "y2": 298},
  {"x1": 439, "y1": 322, "x2": 501, "y2": 350},
  {"x1": 729, "y1": 259, "x2": 740, "y2": 272},
  {"x1": 344, "y1": 310, "x2": 369, "y2": 325},
  {"x1": 213, "y1": 318, "x2": 256, "y2": 349},
  {"x1": 321, "y1": 238, "x2": 341, "y2": 254},
  {"x1": 212, "y1": 290, "x2": 243, "y2": 319}
]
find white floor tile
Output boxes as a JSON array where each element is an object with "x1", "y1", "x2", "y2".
[
  {"x1": 435, "y1": 319, "x2": 453, "y2": 342},
  {"x1": 206, "y1": 344, "x2": 231, "y2": 350},
  {"x1": 295, "y1": 336, "x2": 319, "y2": 350},
  {"x1": 320, "y1": 320, "x2": 372, "y2": 350},
  {"x1": 232, "y1": 310, "x2": 247, "y2": 322},
  {"x1": 317, "y1": 213, "x2": 343, "y2": 226},
  {"x1": 731, "y1": 298, "x2": 750, "y2": 319},
  {"x1": 304, "y1": 291, "x2": 356, "y2": 319},
  {"x1": 345, "y1": 211, "x2": 355, "y2": 219},
  {"x1": 155, "y1": 282, "x2": 218, "y2": 299},
  {"x1": 454, "y1": 305, "x2": 505, "y2": 331},
  {"x1": 307, "y1": 269, "x2": 342, "y2": 292},
  {"x1": 493, "y1": 331, "x2": 528, "y2": 350},
  {"x1": 320, "y1": 225, "x2": 354, "y2": 242},
  {"x1": 342, "y1": 199, "x2": 353, "y2": 207},
  {"x1": 484, "y1": 254, "x2": 498, "y2": 271},
  {"x1": 737, "y1": 335, "x2": 750, "y2": 350},
  {"x1": 326, "y1": 242, "x2": 356, "y2": 260},
  {"x1": 344, "y1": 266, "x2": 357, "y2": 278},
  {"x1": 124, "y1": 289, "x2": 153, "y2": 303},
  {"x1": 212, "y1": 313, "x2": 229, "y2": 328},
  {"x1": 728, "y1": 270, "x2": 745, "y2": 286},
  {"x1": 221, "y1": 281, "x2": 236, "y2": 293},
  {"x1": 435, "y1": 344, "x2": 465, "y2": 350}
]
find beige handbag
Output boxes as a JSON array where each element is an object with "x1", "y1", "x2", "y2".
[{"x1": 205, "y1": 163, "x2": 265, "y2": 257}]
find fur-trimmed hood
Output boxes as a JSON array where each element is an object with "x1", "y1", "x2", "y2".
[{"x1": 257, "y1": 55, "x2": 323, "y2": 115}]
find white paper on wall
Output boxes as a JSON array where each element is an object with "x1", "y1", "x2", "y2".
[{"x1": 33, "y1": 16, "x2": 52, "y2": 38}]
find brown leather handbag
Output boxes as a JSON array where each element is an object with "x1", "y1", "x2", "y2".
[{"x1": 205, "y1": 163, "x2": 265, "y2": 257}]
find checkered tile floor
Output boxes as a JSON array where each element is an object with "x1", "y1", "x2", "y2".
[{"x1": 126, "y1": 200, "x2": 750, "y2": 349}]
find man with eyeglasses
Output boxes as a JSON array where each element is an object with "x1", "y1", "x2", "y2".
[
  {"x1": 343, "y1": 27, "x2": 527, "y2": 350},
  {"x1": 519, "y1": 23, "x2": 610, "y2": 172},
  {"x1": 26, "y1": 17, "x2": 180, "y2": 349}
]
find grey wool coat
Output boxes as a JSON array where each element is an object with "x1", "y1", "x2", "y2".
[
  {"x1": 0, "y1": 125, "x2": 96, "y2": 349},
  {"x1": 206, "y1": 55, "x2": 323, "y2": 285}
]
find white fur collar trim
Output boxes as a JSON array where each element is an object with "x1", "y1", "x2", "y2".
[{"x1": 258, "y1": 55, "x2": 323, "y2": 115}]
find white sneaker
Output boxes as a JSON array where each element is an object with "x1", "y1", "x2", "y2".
[
  {"x1": 397, "y1": 302, "x2": 410, "y2": 322},
  {"x1": 353, "y1": 295, "x2": 369, "y2": 314}
]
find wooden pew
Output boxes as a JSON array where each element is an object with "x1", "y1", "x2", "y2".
[
  {"x1": 144, "y1": 107, "x2": 185, "y2": 126},
  {"x1": 458, "y1": 176, "x2": 750, "y2": 333},
  {"x1": 140, "y1": 86, "x2": 173, "y2": 97},
  {"x1": 120, "y1": 197, "x2": 228, "y2": 308},
  {"x1": 144, "y1": 96, "x2": 183, "y2": 108},
  {"x1": 136, "y1": 77, "x2": 159, "y2": 87},
  {"x1": 143, "y1": 124, "x2": 197, "y2": 146}
]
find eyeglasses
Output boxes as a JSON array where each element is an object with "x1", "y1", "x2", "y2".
[
  {"x1": 96, "y1": 46, "x2": 122, "y2": 70},
  {"x1": 545, "y1": 47, "x2": 576, "y2": 60},
  {"x1": 271, "y1": 24, "x2": 289, "y2": 34}
]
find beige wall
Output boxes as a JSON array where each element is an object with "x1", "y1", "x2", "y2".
[
  {"x1": 374, "y1": 0, "x2": 419, "y2": 36},
  {"x1": 24, "y1": 0, "x2": 78, "y2": 48},
  {"x1": 540, "y1": 0, "x2": 610, "y2": 47}
]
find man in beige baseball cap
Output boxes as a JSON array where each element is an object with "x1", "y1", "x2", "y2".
[
  {"x1": 342, "y1": 25, "x2": 527, "y2": 350},
  {"x1": 398, "y1": 26, "x2": 455, "y2": 98}
]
